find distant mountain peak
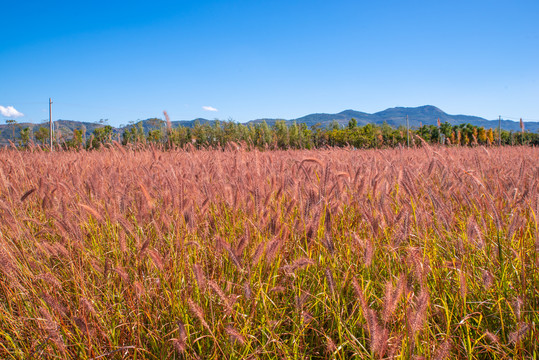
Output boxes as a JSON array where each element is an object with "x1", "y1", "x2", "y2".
[
  {"x1": 391, "y1": 105, "x2": 442, "y2": 113},
  {"x1": 419, "y1": 105, "x2": 443, "y2": 112},
  {"x1": 419, "y1": 105, "x2": 441, "y2": 110},
  {"x1": 337, "y1": 109, "x2": 368, "y2": 116}
]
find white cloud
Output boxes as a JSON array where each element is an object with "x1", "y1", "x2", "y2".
[
  {"x1": 202, "y1": 106, "x2": 218, "y2": 112},
  {"x1": 0, "y1": 105, "x2": 24, "y2": 118}
]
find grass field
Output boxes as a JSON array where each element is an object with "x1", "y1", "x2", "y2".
[{"x1": 0, "y1": 146, "x2": 538, "y2": 359}]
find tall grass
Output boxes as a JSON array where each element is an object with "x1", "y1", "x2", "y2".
[{"x1": 0, "y1": 146, "x2": 537, "y2": 359}]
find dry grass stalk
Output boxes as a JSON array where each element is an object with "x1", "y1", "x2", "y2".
[
  {"x1": 481, "y1": 269, "x2": 495, "y2": 289},
  {"x1": 114, "y1": 266, "x2": 129, "y2": 283},
  {"x1": 281, "y1": 257, "x2": 314, "y2": 275},
  {"x1": 139, "y1": 182, "x2": 154, "y2": 209},
  {"x1": 270, "y1": 286, "x2": 286, "y2": 293},
  {"x1": 433, "y1": 339, "x2": 452, "y2": 360},
  {"x1": 364, "y1": 238, "x2": 374, "y2": 267},
  {"x1": 172, "y1": 338, "x2": 186, "y2": 354},
  {"x1": 264, "y1": 238, "x2": 281, "y2": 263},
  {"x1": 133, "y1": 281, "x2": 145, "y2": 298},
  {"x1": 243, "y1": 282, "x2": 252, "y2": 300},
  {"x1": 38, "y1": 306, "x2": 66, "y2": 353},
  {"x1": 172, "y1": 320, "x2": 188, "y2": 353},
  {"x1": 325, "y1": 268, "x2": 335, "y2": 294},
  {"x1": 407, "y1": 287, "x2": 430, "y2": 338},
  {"x1": 193, "y1": 264, "x2": 206, "y2": 291},
  {"x1": 41, "y1": 293, "x2": 68, "y2": 317},
  {"x1": 222, "y1": 241, "x2": 243, "y2": 271},
  {"x1": 382, "y1": 274, "x2": 405, "y2": 324},
  {"x1": 407, "y1": 248, "x2": 430, "y2": 284},
  {"x1": 208, "y1": 280, "x2": 234, "y2": 315},
  {"x1": 511, "y1": 296, "x2": 524, "y2": 321},
  {"x1": 352, "y1": 277, "x2": 389, "y2": 358},
  {"x1": 79, "y1": 298, "x2": 97, "y2": 318},
  {"x1": 508, "y1": 322, "x2": 530, "y2": 344},
  {"x1": 325, "y1": 335, "x2": 337, "y2": 354},
  {"x1": 225, "y1": 325, "x2": 246, "y2": 345},
  {"x1": 78, "y1": 203, "x2": 104, "y2": 222},
  {"x1": 187, "y1": 299, "x2": 210, "y2": 331},
  {"x1": 250, "y1": 242, "x2": 265, "y2": 266},
  {"x1": 37, "y1": 273, "x2": 62, "y2": 290},
  {"x1": 458, "y1": 267, "x2": 468, "y2": 299},
  {"x1": 323, "y1": 234, "x2": 336, "y2": 255},
  {"x1": 20, "y1": 188, "x2": 36, "y2": 202},
  {"x1": 387, "y1": 334, "x2": 403, "y2": 359},
  {"x1": 484, "y1": 331, "x2": 500, "y2": 344},
  {"x1": 302, "y1": 310, "x2": 314, "y2": 324},
  {"x1": 148, "y1": 249, "x2": 165, "y2": 271}
]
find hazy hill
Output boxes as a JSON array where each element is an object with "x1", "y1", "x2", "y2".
[
  {"x1": 1, "y1": 106, "x2": 537, "y2": 145},
  {"x1": 253, "y1": 105, "x2": 538, "y2": 132},
  {"x1": 0, "y1": 120, "x2": 110, "y2": 145}
]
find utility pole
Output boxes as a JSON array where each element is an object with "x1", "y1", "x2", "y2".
[
  {"x1": 498, "y1": 115, "x2": 501, "y2": 146},
  {"x1": 406, "y1": 115, "x2": 410, "y2": 148},
  {"x1": 49, "y1": 98, "x2": 54, "y2": 151}
]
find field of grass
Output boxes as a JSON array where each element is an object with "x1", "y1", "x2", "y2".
[{"x1": 0, "y1": 145, "x2": 538, "y2": 359}]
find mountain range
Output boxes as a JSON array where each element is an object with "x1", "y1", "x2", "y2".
[
  {"x1": 248, "y1": 105, "x2": 537, "y2": 132},
  {"x1": 1, "y1": 105, "x2": 536, "y2": 144}
]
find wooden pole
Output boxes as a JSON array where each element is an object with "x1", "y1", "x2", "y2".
[
  {"x1": 498, "y1": 115, "x2": 501, "y2": 146},
  {"x1": 406, "y1": 115, "x2": 410, "y2": 147},
  {"x1": 49, "y1": 98, "x2": 53, "y2": 151}
]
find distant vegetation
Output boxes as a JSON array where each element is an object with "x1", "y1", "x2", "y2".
[
  {"x1": 1, "y1": 118, "x2": 538, "y2": 150},
  {"x1": 2, "y1": 105, "x2": 538, "y2": 149}
]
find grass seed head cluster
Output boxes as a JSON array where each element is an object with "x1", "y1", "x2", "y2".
[{"x1": 0, "y1": 146, "x2": 538, "y2": 359}]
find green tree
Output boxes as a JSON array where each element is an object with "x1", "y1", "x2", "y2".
[
  {"x1": 122, "y1": 122, "x2": 145, "y2": 145},
  {"x1": 191, "y1": 120, "x2": 212, "y2": 148},
  {"x1": 6, "y1": 119, "x2": 17, "y2": 140},
  {"x1": 440, "y1": 122, "x2": 452, "y2": 140},
  {"x1": 34, "y1": 127, "x2": 50, "y2": 146},
  {"x1": 288, "y1": 121, "x2": 300, "y2": 148},
  {"x1": 298, "y1": 123, "x2": 312, "y2": 149},
  {"x1": 328, "y1": 120, "x2": 341, "y2": 131},
  {"x1": 19, "y1": 127, "x2": 30, "y2": 146},
  {"x1": 274, "y1": 120, "x2": 289, "y2": 149},
  {"x1": 147, "y1": 129, "x2": 163, "y2": 143},
  {"x1": 65, "y1": 128, "x2": 84, "y2": 149},
  {"x1": 169, "y1": 125, "x2": 191, "y2": 148},
  {"x1": 257, "y1": 121, "x2": 273, "y2": 147},
  {"x1": 89, "y1": 125, "x2": 113, "y2": 149},
  {"x1": 360, "y1": 123, "x2": 376, "y2": 148},
  {"x1": 311, "y1": 123, "x2": 327, "y2": 148},
  {"x1": 417, "y1": 125, "x2": 431, "y2": 142}
]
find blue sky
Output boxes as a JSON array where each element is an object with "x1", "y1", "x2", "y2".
[{"x1": 1, "y1": 0, "x2": 538, "y2": 126}]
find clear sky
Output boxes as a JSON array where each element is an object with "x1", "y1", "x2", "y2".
[{"x1": 1, "y1": 0, "x2": 538, "y2": 126}]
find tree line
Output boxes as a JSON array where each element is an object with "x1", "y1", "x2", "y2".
[{"x1": 5, "y1": 118, "x2": 539, "y2": 150}]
